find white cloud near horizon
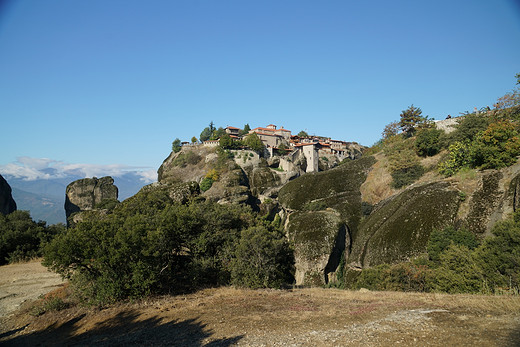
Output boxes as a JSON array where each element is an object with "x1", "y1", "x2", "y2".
[{"x1": 0, "y1": 157, "x2": 157, "y2": 183}]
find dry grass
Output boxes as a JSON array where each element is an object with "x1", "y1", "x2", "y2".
[{"x1": 2, "y1": 286, "x2": 520, "y2": 346}]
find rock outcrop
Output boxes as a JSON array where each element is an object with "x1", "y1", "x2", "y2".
[
  {"x1": 65, "y1": 176, "x2": 118, "y2": 226},
  {"x1": 0, "y1": 174, "x2": 16, "y2": 215}
]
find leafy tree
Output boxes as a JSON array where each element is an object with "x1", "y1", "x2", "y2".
[
  {"x1": 199, "y1": 127, "x2": 212, "y2": 142},
  {"x1": 219, "y1": 133, "x2": 234, "y2": 149},
  {"x1": 469, "y1": 120, "x2": 520, "y2": 169},
  {"x1": 171, "y1": 138, "x2": 182, "y2": 153},
  {"x1": 239, "y1": 124, "x2": 251, "y2": 136},
  {"x1": 399, "y1": 104, "x2": 428, "y2": 137},
  {"x1": 382, "y1": 121, "x2": 400, "y2": 139},
  {"x1": 415, "y1": 128, "x2": 443, "y2": 157},
  {"x1": 444, "y1": 113, "x2": 490, "y2": 145},
  {"x1": 191, "y1": 136, "x2": 198, "y2": 144},
  {"x1": 231, "y1": 226, "x2": 294, "y2": 289},
  {"x1": 244, "y1": 132, "x2": 265, "y2": 152},
  {"x1": 211, "y1": 127, "x2": 226, "y2": 140},
  {"x1": 438, "y1": 141, "x2": 472, "y2": 176},
  {"x1": 297, "y1": 130, "x2": 309, "y2": 138}
]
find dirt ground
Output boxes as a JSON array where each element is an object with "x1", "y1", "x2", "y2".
[
  {"x1": 1, "y1": 261, "x2": 520, "y2": 346},
  {"x1": 0, "y1": 260, "x2": 64, "y2": 317}
]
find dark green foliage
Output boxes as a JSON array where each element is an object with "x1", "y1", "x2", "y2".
[
  {"x1": 199, "y1": 177, "x2": 213, "y2": 192},
  {"x1": 429, "y1": 244, "x2": 483, "y2": 294},
  {"x1": 444, "y1": 114, "x2": 490, "y2": 145},
  {"x1": 399, "y1": 104, "x2": 428, "y2": 137},
  {"x1": 243, "y1": 132, "x2": 265, "y2": 152},
  {"x1": 171, "y1": 138, "x2": 182, "y2": 153},
  {"x1": 353, "y1": 262, "x2": 431, "y2": 292},
  {"x1": 297, "y1": 130, "x2": 309, "y2": 137},
  {"x1": 199, "y1": 127, "x2": 212, "y2": 142},
  {"x1": 239, "y1": 124, "x2": 251, "y2": 136},
  {"x1": 475, "y1": 214, "x2": 520, "y2": 291},
  {"x1": 211, "y1": 127, "x2": 226, "y2": 140},
  {"x1": 469, "y1": 120, "x2": 520, "y2": 169},
  {"x1": 219, "y1": 134, "x2": 243, "y2": 150},
  {"x1": 43, "y1": 185, "x2": 293, "y2": 304},
  {"x1": 415, "y1": 128, "x2": 442, "y2": 157},
  {"x1": 427, "y1": 226, "x2": 479, "y2": 263},
  {"x1": 351, "y1": 211, "x2": 520, "y2": 294},
  {"x1": 0, "y1": 211, "x2": 62, "y2": 265},
  {"x1": 231, "y1": 226, "x2": 294, "y2": 289},
  {"x1": 390, "y1": 164, "x2": 424, "y2": 189},
  {"x1": 303, "y1": 200, "x2": 327, "y2": 211}
]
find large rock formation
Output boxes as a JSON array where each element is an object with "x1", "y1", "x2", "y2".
[
  {"x1": 65, "y1": 176, "x2": 118, "y2": 226},
  {"x1": 0, "y1": 174, "x2": 16, "y2": 215},
  {"x1": 279, "y1": 156, "x2": 376, "y2": 285}
]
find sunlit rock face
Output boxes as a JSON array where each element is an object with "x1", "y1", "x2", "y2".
[{"x1": 65, "y1": 176, "x2": 118, "y2": 226}]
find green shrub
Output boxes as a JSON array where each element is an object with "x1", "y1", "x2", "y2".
[
  {"x1": 475, "y1": 213, "x2": 520, "y2": 292},
  {"x1": 231, "y1": 226, "x2": 294, "y2": 289},
  {"x1": 438, "y1": 141, "x2": 471, "y2": 176},
  {"x1": 469, "y1": 120, "x2": 520, "y2": 169},
  {"x1": 427, "y1": 226, "x2": 479, "y2": 263},
  {"x1": 0, "y1": 211, "x2": 62, "y2": 265},
  {"x1": 428, "y1": 244, "x2": 483, "y2": 294},
  {"x1": 390, "y1": 164, "x2": 424, "y2": 189},
  {"x1": 415, "y1": 128, "x2": 443, "y2": 157},
  {"x1": 199, "y1": 177, "x2": 213, "y2": 192},
  {"x1": 43, "y1": 188, "x2": 267, "y2": 304}
]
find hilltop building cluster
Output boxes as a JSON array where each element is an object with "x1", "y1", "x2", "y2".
[{"x1": 191, "y1": 124, "x2": 362, "y2": 173}]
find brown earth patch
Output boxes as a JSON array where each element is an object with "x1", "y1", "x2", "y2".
[{"x1": 1, "y1": 284, "x2": 519, "y2": 346}]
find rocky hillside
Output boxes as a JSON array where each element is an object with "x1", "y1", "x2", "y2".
[{"x1": 0, "y1": 174, "x2": 16, "y2": 215}]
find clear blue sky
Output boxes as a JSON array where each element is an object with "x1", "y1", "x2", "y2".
[{"x1": 1, "y1": 0, "x2": 519, "y2": 178}]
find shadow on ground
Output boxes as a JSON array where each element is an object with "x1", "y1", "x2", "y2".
[{"x1": 1, "y1": 310, "x2": 243, "y2": 346}]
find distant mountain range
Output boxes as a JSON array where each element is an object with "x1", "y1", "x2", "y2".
[{"x1": 5, "y1": 172, "x2": 151, "y2": 225}]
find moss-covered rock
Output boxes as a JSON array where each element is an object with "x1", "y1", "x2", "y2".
[
  {"x1": 287, "y1": 210, "x2": 347, "y2": 286},
  {"x1": 279, "y1": 156, "x2": 376, "y2": 232},
  {"x1": 248, "y1": 167, "x2": 281, "y2": 197},
  {"x1": 349, "y1": 181, "x2": 461, "y2": 268},
  {"x1": 461, "y1": 170, "x2": 503, "y2": 235}
]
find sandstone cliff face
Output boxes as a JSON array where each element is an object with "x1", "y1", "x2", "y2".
[
  {"x1": 65, "y1": 176, "x2": 118, "y2": 226},
  {"x1": 0, "y1": 174, "x2": 16, "y2": 215}
]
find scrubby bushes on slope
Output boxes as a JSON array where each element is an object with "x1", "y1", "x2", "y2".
[{"x1": 347, "y1": 211, "x2": 520, "y2": 294}]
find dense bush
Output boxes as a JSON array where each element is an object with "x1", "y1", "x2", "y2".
[
  {"x1": 427, "y1": 226, "x2": 479, "y2": 262},
  {"x1": 231, "y1": 226, "x2": 294, "y2": 289},
  {"x1": 0, "y1": 211, "x2": 63, "y2": 265},
  {"x1": 43, "y1": 186, "x2": 294, "y2": 304},
  {"x1": 469, "y1": 120, "x2": 520, "y2": 169},
  {"x1": 415, "y1": 128, "x2": 443, "y2": 157}
]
